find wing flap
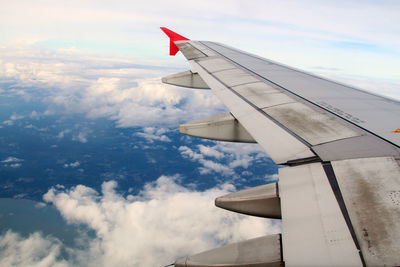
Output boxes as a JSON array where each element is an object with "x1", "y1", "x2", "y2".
[
  {"x1": 279, "y1": 162, "x2": 362, "y2": 266},
  {"x1": 188, "y1": 41, "x2": 217, "y2": 56},
  {"x1": 263, "y1": 102, "x2": 360, "y2": 146},
  {"x1": 197, "y1": 57, "x2": 235, "y2": 72},
  {"x1": 192, "y1": 60, "x2": 315, "y2": 164},
  {"x1": 313, "y1": 135, "x2": 400, "y2": 161},
  {"x1": 332, "y1": 157, "x2": 400, "y2": 266},
  {"x1": 213, "y1": 68, "x2": 260, "y2": 87},
  {"x1": 233, "y1": 82, "x2": 294, "y2": 108},
  {"x1": 176, "y1": 41, "x2": 207, "y2": 60}
]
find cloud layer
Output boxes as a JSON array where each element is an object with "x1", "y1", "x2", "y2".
[
  {"x1": 0, "y1": 45, "x2": 226, "y2": 129},
  {"x1": 1, "y1": 0, "x2": 399, "y2": 82},
  {"x1": 0, "y1": 176, "x2": 280, "y2": 267},
  {"x1": 178, "y1": 142, "x2": 271, "y2": 181}
]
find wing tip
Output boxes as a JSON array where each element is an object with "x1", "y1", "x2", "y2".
[
  {"x1": 160, "y1": 27, "x2": 189, "y2": 41},
  {"x1": 160, "y1": 27, "x2": 189, "y2": 56}
]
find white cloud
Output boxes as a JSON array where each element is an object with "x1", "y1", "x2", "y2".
[
  {"x1": 1, "y1": 157, "x2": 23, "y2": 168},
  {"x1": 0, "y1": 231, "x2": 68, "y2": 267},
  {"x1": 1, "y1": 0, "x2": 400, "y2": 82},
  {"x1": 17, "y1": 175, "x2": 281, "y2": 267},
  {"x1": 265, "y1": 173, "x2": 279, "y2": 182},
  {"x1": 107, "y1": 79, "x2": 225, "y2": 128},
  {"x1": 199, "y1": 159, "x2": 234, "y2": 176},
  {"x1": 9, "y1": 113, "x2": 24, "y2": 121},
  {"x1": 136, "y1": 127, "x2": 171, "y2": 143},
  {"x1": 179, "y1": 145, "x2": 203, "y2": 160},
  {"x1": 30, "y1": 110, "x2": 41, "y2": 119},
  {"x1": 0, "y1": 45, "x2": 226, "y2": 128},
  {"x1": 72, "y1": 132, "x2": 88, "y2": 143},
  {"x1": 2, "y1": 120, "x2": 13, "y2": 126},
  {"x1": 0, "y1": 177, "x2": 279, "y2": 266},
  {"x1": 179, "y1": 143, "x2": 268, "y2": 177},
  {"x1": 1, "y1": 157, "x2": 23, "y2": 163},
  {"x1": 198, "y1": 144, "x2": 224, "y2": 159},
  {"x1": 9, "y1": 163, "x2": 22, "y2": 168},
  {"x1": 0, "y1": 43, "x2": 398, "y2": 135},
  {"x1": 2, "y1": 1, "x2": 400, "y2": 47},
  {"x1": 177, "y1": 145, "x2": 235, "y2": 176},
  {"x1": 57, "y1": 129, "x2": 71, "y2": 139},
  {"x1": 63, "y1": 161, "x2": 80, "y2": 168}
]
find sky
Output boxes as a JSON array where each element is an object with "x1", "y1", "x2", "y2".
[{"x1": 0, "y1": 0, "x2": 400, "y2": 266}]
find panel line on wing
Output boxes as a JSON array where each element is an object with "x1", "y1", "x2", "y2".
[
  {"x1": 200, "y1": 42, "x2": 395, "y2": 102},
  {"x1": 191, "y1": 60, "x2": 316, "y2": 164},
  {"x1": 194, "y1": 59, "x2": 315, "y2": 149},
  {"x1": 195, "y1": 56, "x2": 361, "y2": 150},
  {"x1": 322, "y1": 162, "x2": 366, "y2": 266},
  {"x1": 199, "y1": 41, "x2": 400, "y2": 150}
]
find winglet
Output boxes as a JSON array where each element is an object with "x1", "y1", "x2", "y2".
[{"x1": 160, "y1": 27, "x2": 190, "y2": 56}]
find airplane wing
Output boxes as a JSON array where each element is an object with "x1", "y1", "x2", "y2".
[{"x1": 160, "y1": 27, "x2": 400, "y2": 267}]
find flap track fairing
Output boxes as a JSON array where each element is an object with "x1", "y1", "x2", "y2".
[
  {"x1": 215, "y1": 183, "x2": 281, "y2": 219},
  {"x1": 162, "y1": 70, "x2": 210, "y2": 89},
  {"x1": 179, "y1": 113, "x2": 256, "y2": 143}
]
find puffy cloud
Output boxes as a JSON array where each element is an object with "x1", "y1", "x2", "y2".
[
  {"x1": 179, "y1": 145, "x2": 203, "y2": 160},
  {"x1": 10, "y1": 114, "x2": 24, "y2": 121},
  {"x1": 57, "y1": 129, "x2": 71, "y2": 139},
  {"x1": 0, "y1": 177, "x2": 279, "y2": 266},
  {"x1": 9, "y1": 163, "x2": 22, "y2": 168},
  {"x1": 265, "y1": 173, "x2": 279, "y2": 181},
  {"x1": 2, "y1": 120, "x2": 13, "y2": 126},
  {"x1": 0, "y1": 231, "x2": 68, "y2": 267},
  {"x1": 72, "y1": 131, "x2": 89, "y2": 143},
  {"x1": 179, "y1": 142, "x2": 268, "y2": 177},
  {"x1": 198, "y1": 144, "x2": 224, "y2": 159},
  {"x1": 179, "y1": 145, "x2": 232, "y2": 176},
  {"x1": 1, "y1": 157, "x2": 23, "y2": 163},
  {"x1": 198, "y1": 159, "x2": 234, "y2": 176},
  {"x1": 30, "y1": 110, "x2": 41, "y2": 119},
  {"x1": 1, "y1": 113, "x2": 25, "y2": 126},
  {"x1": 34, "y1": 176, "x2": 279, "y2": 266},
  {"x1": 1, "y1": 157, "x2": 23, "y2": 168},
  {"x1": 0, "y1": 45, "x2": 226, "y2": 128},
  {"x1": 63, "y1": 161, "x2": 80, "y2": 168},
  {"x1": 136, "y1": 127, "x2": 171, "y2": 143},
  {"x1": 107, "y1": 79, "x2": 225, "y2": 128}
]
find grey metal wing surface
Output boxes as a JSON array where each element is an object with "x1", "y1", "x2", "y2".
[{"x1": 160, "y1": 28, "x2": 400, "y2": 267}]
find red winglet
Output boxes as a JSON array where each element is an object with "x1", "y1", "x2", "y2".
[{"x1": 160, "y1": 27, "x2": 190, "y2": 56}]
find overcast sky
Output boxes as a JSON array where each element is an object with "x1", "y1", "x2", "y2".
[
  {"x1": 0, "y1": 1, "x2": 399, "y2": 266},
  {"x1": 1, "y1": 0, "x2": 400, "y2": 84}
]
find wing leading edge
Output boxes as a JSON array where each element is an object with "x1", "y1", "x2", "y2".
[{"x1": 161, "y1": 27, "x2": 400, "y2": 267}]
